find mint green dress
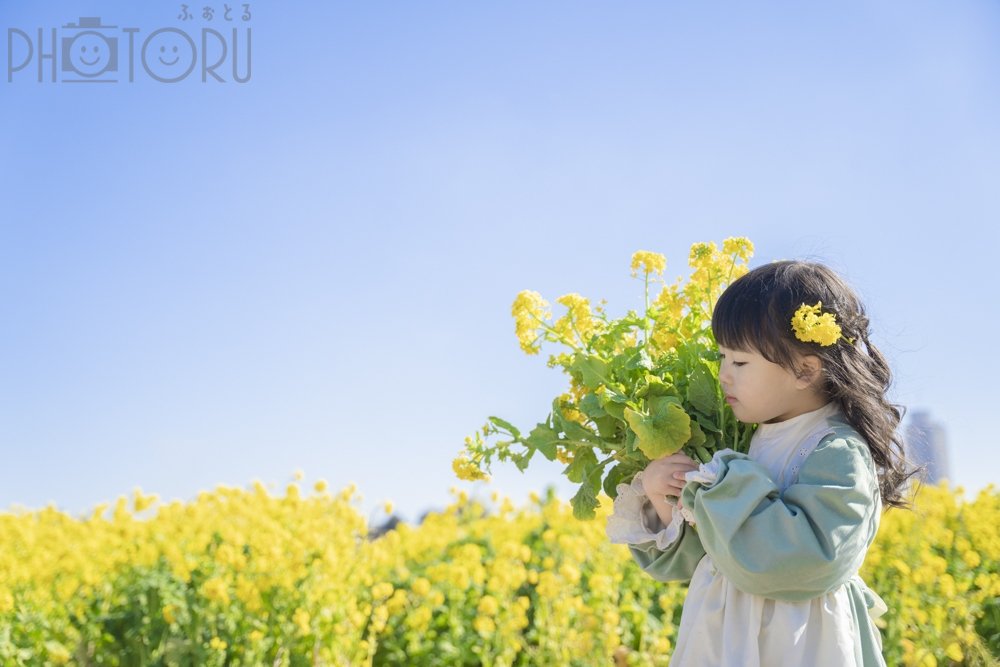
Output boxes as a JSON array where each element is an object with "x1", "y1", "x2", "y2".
[{"x1": 606, "y1": 403, "x2": 888, "y2": 667}]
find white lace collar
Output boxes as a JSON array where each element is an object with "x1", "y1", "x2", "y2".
[{"x1": 752, "y1": 402, "x2": 840, "y2": 442}]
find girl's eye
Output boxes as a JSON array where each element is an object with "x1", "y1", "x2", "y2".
[{"x1": 732, "y1": 361, "x2": 747, "y2": 367}]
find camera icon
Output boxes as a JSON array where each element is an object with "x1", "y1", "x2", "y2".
[{"x1": 61, "y1": 17, "x2": 119, "y2": 82}]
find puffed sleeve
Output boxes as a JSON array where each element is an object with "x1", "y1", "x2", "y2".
[
  {"x1": 679, "y1": 430, "x2": 881, "y2": 601},
  {"x1": 606, "y1": 471, "x2": 706, "y2": 582}
]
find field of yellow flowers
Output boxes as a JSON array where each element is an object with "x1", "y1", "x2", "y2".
[{"x1": 1, "y1": 479, "x2": 997, "y2": 666}]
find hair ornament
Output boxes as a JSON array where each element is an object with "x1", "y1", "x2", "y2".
[{"x1": 791, "y1": 301, "x2": 843, "y2": 346}]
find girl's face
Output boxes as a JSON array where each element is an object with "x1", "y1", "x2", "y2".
[{"x1": 717, "y1": 345, "x2": 825, "y2": 424}]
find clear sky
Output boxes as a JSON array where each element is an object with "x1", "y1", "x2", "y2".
[{"x1": 2, "y1": 0, "x2": 998, "y2": 524}]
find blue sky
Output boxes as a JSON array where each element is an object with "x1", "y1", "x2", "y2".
[{"x1": 2, "y1": 1, "x2": 998, "y2": 523}]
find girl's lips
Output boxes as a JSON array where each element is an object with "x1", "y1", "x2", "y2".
[{"x1": 725, "y1": 396, "x2": 737, "y2": 404}]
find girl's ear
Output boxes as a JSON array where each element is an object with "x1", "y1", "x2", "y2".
[{"x1": 794, "y1": 355, "x2": 824, "y2": 389}]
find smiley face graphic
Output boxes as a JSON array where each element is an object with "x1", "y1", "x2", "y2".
[
  {"x1": 158, "y1": 44, "x2": 180, "y2": 66},
  {"x1": 66, "y1": 31, "x2": 113, "y2": 76},
  {"x1": 141, "y1": 28, "x2": 196, "y2": 83}
]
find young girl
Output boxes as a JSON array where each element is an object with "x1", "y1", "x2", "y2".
[{"x1": 606, "y1": 260, "x2": 915, "y2": 667}]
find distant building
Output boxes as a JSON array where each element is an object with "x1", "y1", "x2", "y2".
[{"x1": 904, "y1": 410, "x2": 951, "y2": 484}]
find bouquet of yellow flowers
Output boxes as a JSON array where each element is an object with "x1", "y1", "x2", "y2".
[{"x1": 453, "y1": 238, "x2": 758, "y2": 519}]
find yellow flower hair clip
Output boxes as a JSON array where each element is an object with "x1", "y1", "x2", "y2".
[{"x1": 791, "y1": 302, "x2": 842, "y2": 346}]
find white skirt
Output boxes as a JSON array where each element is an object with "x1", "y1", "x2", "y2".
[{"x1": 669, "y1": 555, "x2": 886, "y2": 667}]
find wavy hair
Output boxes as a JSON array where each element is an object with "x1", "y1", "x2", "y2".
[{"x1": 711, "y1": 260, "x2": 919, "y2": 509}]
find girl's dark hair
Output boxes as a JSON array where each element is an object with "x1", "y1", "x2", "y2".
[{"x1": 711, "y1": 260, "x2": 919, "y2": 509}]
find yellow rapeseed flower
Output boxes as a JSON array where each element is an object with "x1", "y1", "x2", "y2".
[
  {"x1": 45, "y1": 642, "x2": 70, "y2": 665},
  {"x1": 132, "y1": 488, "x2": 158, "y2": 513},
  {"x1": 945, "y1": 642, "x2": 963, "y2": 662},
  {"x1": 200, "y1": 577, "x2": 230, "y2": 605},
  {"x1": 477, "y1": 594, "x2": 499, "y2": 616},
  {"x1": 371, "y1": 582, "x2": 394, "y2": 600},
  {"x1": 293, "y1": 608, "x2": 311, "y2": 635},
  {"x1": 0, "y1": 442, "x2": 995, "y2": 666},
  {"x1": 688, "y1": 241, "x2": 718, "y2": 269},
  {"x1": 89, "y1": 502, "x2": 109, "y2": 521},
  {"x1": 387, "y1": 589, "x2": 408, "y2": 614},
  {"x1": 511, "y1": 290, "x2": 551, "y2": 355},
  {"x1": 652, "y1": 279, "x2": 685, "y2": 322},
  {"x1": 0, "y1": 590, "x2": 14, "y2": 614},
  {"x1": 473, "y1": 615, "x2": 496, "y2": 636},
  {"x1": 630, "y1": 250, "x2": 666, "y2": 278},
  {"x1": 406, "y1": 606, "x2": 433, "y2": 631},
  {"x1": 722, "y1": 236, "x2": 754, "y2": 262},
  {"x1": 791, "y1": 302, "x2": 842, "y2": 346},
  {"x1": 410, "y1": 577, "x2": 431, "y2": 596},
  {"x1": 554, "y1": 293, "x2": 600, "y2": 346},
  {"x1": 162, "y1": 603, "x2": 177, "y2": 624},
  {"x1": 235, "y1": 576, "x2": 262, "y2": 611},
  {"x1": 451, "y1": 454, "x2": 489, "y2": 482}
]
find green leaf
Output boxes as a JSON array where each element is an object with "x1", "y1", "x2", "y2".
[
  {"x1": 594, "y1": 415, "x2": 620, "y2": 439},
  {"x1": 525, "y1": 424, "x2": 561, "y2": 461},
  {"x1": 564, "y1": 447, "x2": 598, "y2": 483},
  {"x1": 488, "y1": 416, "x2": 521, "y2": 438},
  {"x1": 624, "y1": 428, "x2": 637, "y2": 454},
  {"x1": 578, "y1": 393, "x2": 607, "y2": 419},
  {"x1": 701, "y1": 431, "x2": 719, "y2": 452},
  {"x1": 695, "y1": 413, "x2": 722, "y2": 434},
  {"x1": 603, "y1": 403, "x2": 626, "y2": 421},
  {"x1": 608, "y1": 351, "x2": 634, "y2": 377},
  {"x1": 684, "y1": 419, "x2": 707, "y2": 449},
  {"x1": 602, "y1": 461, "x2": 641, "y2": 499},
  {"x1": 551, "y1": 398, "x2": 599, "y2": 442},
  {"x1": 637, "y1": 374, "x2": 678, "y2": 399},
  {"x1": 563, "y1": 419, "x2": 599, "y2": 443},
  {"x1": 571, "y1": 482, "x2": 599, "y2": 520},
  {"x1": 512, "y1": 449, "x2": 534, "y2": 471},
  {"x1": 677, "y1": 339, "x2": 702, "y2": 367},
  {"x1": 624, "y1": 347, "x2": 654, "y2": 371},
  {"x1": 602, "y1": 463, "x2": 625, "y2": 499},
  {"x1": 624, "y1": 397, "x2": 691, "y2": 459},
  {"x1": 570, "y1": 354, "x2": 610, "y2": 390},
  {"x1": 607, "y1": 382, "x2": 630, "y2": 397},
  {"x1": 599, "y1": 393, "x2": 628, "y2": 421},
  {"x1": 738, "y1": 423, "x2": 757, "y2": 452},
  {"x1": 686, "y1": 362, "x2": 718, "y2": 417}
]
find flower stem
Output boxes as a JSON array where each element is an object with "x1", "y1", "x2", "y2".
[
  {"x1": 527, "y1": 312, "x2": 581, "y2": 351},
  {"x1": 643, "y1": 273, "x2": 651, "y2": 344}
]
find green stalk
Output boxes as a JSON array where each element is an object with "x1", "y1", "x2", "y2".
[{"x1": 643, "y1": 272, "x2": 651, "y2": 345}]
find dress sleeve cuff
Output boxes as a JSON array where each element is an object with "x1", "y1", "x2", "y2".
[
  {"x1": 605, "y1": 470, "x2": 685, "y2": 549},
  {"x1": 679, "y1": 448, "x2": 751, "y2": 525},
  {"x1": 684, "y1": 447, "x2": 738, "y2": 487}
]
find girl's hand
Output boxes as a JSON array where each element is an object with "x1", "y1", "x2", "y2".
[{"x1": 641, "y1": 451, "x2": 699, "y2": 501}]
